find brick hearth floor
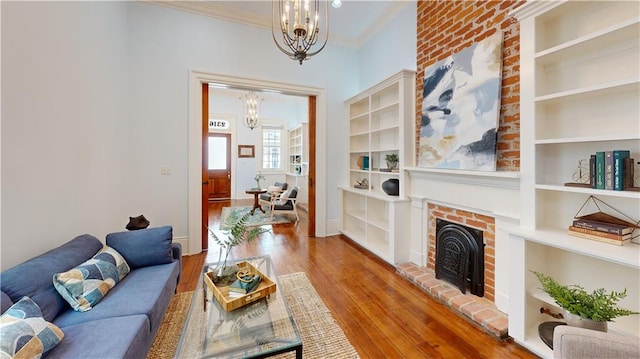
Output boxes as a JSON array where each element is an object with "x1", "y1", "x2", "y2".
[{"x1": 397, "y1": 262, "x2": 509, "y2": 339}]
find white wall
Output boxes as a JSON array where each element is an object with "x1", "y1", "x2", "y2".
[
  {"x1": 1, "y1": 2, "x2": 130, "y2": 269},
  {"x1": 1, "y1": 1, "x2": 366, "y2": 268},
  {"x1": 357, "y1": 1, "x2": 417, "y2": 90}
]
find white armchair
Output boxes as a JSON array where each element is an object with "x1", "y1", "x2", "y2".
[
  {"x1": 258, "y1": 182, "x2": 287, "y2": 210},
  {"x1": 553, "y1": 326, "x2": 640, "y2": 359},
  {"x1": 265, "y1": 186, "x2": 299, "y2": 223}
]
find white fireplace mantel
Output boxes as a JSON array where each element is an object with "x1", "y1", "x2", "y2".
[
  {"x1": 405, "y1": 167, "x2": 520, "y2": 190},
  {"x1": 405, "y1": 167, "x2": 521, "y2": 313}
]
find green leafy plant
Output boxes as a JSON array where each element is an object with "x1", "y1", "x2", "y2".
[
  {"x1": 385, "y1": 153, "x2": 399, "y2": 169},
  {"x1": 532, "y1": 271, "x2": 639, "y2": 322},
  {"x1": 385, "y1": 153, "x2": 399, "y2": 163},
  {"x1": 254, "y1": 171, "x2": 266, "y2": 189},
  {"x1": 208, "y1": 210, "x2": 270, "y2": 280}
]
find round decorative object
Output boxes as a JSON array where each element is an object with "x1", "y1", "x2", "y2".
[{"x1": 381, "y1": 178, "x2": 399, "y2": 196}]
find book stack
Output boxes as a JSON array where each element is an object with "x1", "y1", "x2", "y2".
[
  {"x1": 589, "y1": 150, "x2": 638, "y2": 191},
  {"x1": 569, "y1": 214, "x2": 639, "y2": 246},
  {"x1": 228, "y1": 274, "x2": 262, "y2": 298}
]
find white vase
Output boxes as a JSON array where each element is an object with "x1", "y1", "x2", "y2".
[{"x1": 564, "y1": 311, "x2": 608, "y2": 332}]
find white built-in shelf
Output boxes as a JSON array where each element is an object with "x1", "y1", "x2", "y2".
[
  {"x1": 339, "y1": 186, "x2": 409, "y2": 203},
  {"x1": 535, "y1": 184, "x2": 640, "y2": 199},
  {"x1": 535, "y1": 135, "x2": 640, "y2": 145},
  {"x1": 535, "y1": 18, "x2": 639, "y2": 64},
  {"x1": 340, "y1": 70, "x2": 415, "y2": 265},
  {"x1": 511, "y1": 0, "x2": 640, "y2": 355},
  {"x1": 509, "y1": 227, "x2": 640, "y2": 269},
  {"x1": 535, "y1": 79, "x2": 639, "y2": 104}
]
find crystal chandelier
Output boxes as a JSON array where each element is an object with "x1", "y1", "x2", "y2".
[
  {"x1": 240, "y1": 91, "x2": 263, "y2": 130},
  {"x1": 272, "y1": 0, "x2": 329, "y2": 65}
]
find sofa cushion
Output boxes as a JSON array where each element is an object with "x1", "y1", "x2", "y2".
[
  {"x1": 1, "y1": 291, "x2": 12, "y2": 314},
  {"x1": 53, "y1": 261, "x2": 179, "y2": 336},
  {"x1": 53, "y1": 246, "x2": 130, "y2": 312},
  {"x1": 0, "y1": 296, "x2": 64, "y2": 358},
  {"x1": 49, "y1": 315, "x2": 150, "y2": 359},
  {"x1": 0, "y1": 235, "x2": 103, "y2": 321},
  {"x1": 106, "y1": 226, "x2": 173, "y2": 269}
]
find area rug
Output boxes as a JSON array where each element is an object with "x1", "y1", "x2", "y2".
[
  {"x1": 220, "y1": 206, "x2": 292, "y2": 229},
  {"x1": 146, "y1": 272, "x2": 359, "y2": 359}
]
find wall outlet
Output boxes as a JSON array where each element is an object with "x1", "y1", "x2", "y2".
[{"x1": 160, "y1": 166, "x2": 171, "y2": 175}]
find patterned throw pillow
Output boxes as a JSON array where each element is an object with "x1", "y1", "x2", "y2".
[
  {"x1": 53, "y1": 246, "x2": 130, "y2": 312},
  {"x1": 0, "y1": 296, "x2": 64, "y2": 358}
]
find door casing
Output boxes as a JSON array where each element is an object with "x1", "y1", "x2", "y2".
[{"x1": 188, "y1": 70, "x2": 328, "y2": 255}]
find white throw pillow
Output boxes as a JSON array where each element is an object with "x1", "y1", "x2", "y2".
[{"x1": 278, "y1": 188, "x2": 292, "y2": 203}]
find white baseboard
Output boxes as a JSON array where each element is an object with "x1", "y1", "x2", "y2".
[
  {"x1": 325, "y1": 219, "x2": 341, "y2": 236},
  {"x1": 173, "y1": 236, "x2": 190, "y2": 255}
]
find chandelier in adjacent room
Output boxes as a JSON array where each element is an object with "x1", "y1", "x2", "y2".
[
  {"x1": 240, "y1": 91, "x2": 263, "y2": 130},
  {"x1": 272, "y1": 0, "x2": 329, "y2": 65}
]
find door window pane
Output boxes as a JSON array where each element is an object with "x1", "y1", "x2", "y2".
[{"x1": 208, "y1": 137, "x2": 227, "y2": 170}]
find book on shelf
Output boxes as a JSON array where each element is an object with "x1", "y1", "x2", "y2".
[
  {"x1": 613, "y1": 150, "x2": 630, "y2": 191},
  {"x1": 572, "y1": 218, "x2": 635, "y2": 235},
  {"x1": 624, "y1": 157, "x2": 638, "y2": 191},
  {"x1": 568, "y1": 225, "x2": 631, "y2": 241},
  {"x1": 595, "y1": 151, "x2": 605, "y2": 189},
  {"x1": 576, "y1": 211, "x2": 640, "y2": 229},
  {"x1": 568, "y1": 228, "x2": 631, "y2": 246},
  {"x1": 604, "y1": 151, "x2": 613, "y2": 190},
  {"x1": 589, "y1": 154, "x2": 596, "y2": 188}
]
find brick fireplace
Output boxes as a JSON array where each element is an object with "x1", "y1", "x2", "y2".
[
  {"x1": 428, "y1": 203, "x2": 496, "y2": 302},
  {"x1": 397, "y1": 201, "x2": 507, "y2": 338}
]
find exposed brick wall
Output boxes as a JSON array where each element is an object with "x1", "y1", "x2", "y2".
[
  {"x1": 415, "y1": 0, "x2": 524, "y2": 171},
  {"x1": 428, "y1": 203, "x2": 496, "y2": 302}
]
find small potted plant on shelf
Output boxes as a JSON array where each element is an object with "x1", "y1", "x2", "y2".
[
  {"x1": 532, "y1": 271, "x2": 639, "y2": 332},
  {"x1": 385, "y1": 153, "x2": 399, "y2": 171},
  {"x1": 208, "y1": 210, "x2": 270, "y2": 285}
]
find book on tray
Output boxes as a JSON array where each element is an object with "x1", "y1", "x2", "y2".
[{"x1": 228, "y1": 274, "x2": 262, "y2": 296}]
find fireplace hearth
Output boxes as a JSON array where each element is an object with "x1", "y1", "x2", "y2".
[{"x1": 435, "y1": 219, "x2": 484, "y2": 297}]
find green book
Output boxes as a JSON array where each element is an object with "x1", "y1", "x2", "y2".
[
  {"x1": 613, "y1": 150, "x2": 630, "y2": 191},
  {"x1": 228, "y1": 274, "x2": 262, "y2": 294},
  {"x1": 595, "y1": 151, "x2": 605, "y2": 189}
]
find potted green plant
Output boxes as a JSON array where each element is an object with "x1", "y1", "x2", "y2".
[
  {"x1": 253, "y1": 171, "x2": 266, "y2": 189},
  {"x1": 532, "y1": 271, "x2": 639, "y2": 332},
  {"x1": 208, "y1": 210, "x2": 270, "y2": 285},
  {"x1": 385, "y1": 153, "x2": 399, "y2": 170}
]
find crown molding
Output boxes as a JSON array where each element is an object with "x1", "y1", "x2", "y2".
[{"x1": 145, "y1": 0, "x2": 366, "y2": 48}]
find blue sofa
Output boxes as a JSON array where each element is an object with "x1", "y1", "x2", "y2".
[{"x1": 1, "y1": 226, "x2": 182, "y2": 359}]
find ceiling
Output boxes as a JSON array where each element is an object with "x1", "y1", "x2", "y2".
[{"x1": 146, "y1": 0, "x2": 409, "y2": 48}]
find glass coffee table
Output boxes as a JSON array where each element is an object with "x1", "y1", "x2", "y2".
[{"x1": 174, "y1": 255, "x2": 302, "y2": 359}]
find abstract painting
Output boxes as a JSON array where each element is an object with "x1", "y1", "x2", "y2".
[{"x1": 418, "y1": 33, "x2": 503, "y2": 171}]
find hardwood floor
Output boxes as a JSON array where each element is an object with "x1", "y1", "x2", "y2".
[{"x1": 177, "y1": 199, "x2": 538, "y2": 358}]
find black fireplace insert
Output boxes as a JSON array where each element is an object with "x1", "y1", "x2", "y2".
[{"x1": 435, "y1": 218, "x2": 484, "y2": 296}]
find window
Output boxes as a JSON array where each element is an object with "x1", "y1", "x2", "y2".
[{"x1": 261, "y1": 125, "x2": 283, "y2": 171}]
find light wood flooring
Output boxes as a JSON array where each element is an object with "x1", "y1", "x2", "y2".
[{"x1": 177, "y1": 199, "x2": 538, "y2": 358}]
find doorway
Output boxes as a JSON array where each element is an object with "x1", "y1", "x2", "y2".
[
  {"x1": 201, "y1": 90, "x2": 315, "y2": 240},
  {"x1": 189, "y1": 70, "x2": 327, "y2": 255},
  {"x1": 207, "y1": 133, "x2": 232, "y2": 200}
]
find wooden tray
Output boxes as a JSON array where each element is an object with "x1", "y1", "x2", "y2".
[{"x1": 204, "y1": 261, "x2": 276, "y2": 312}]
